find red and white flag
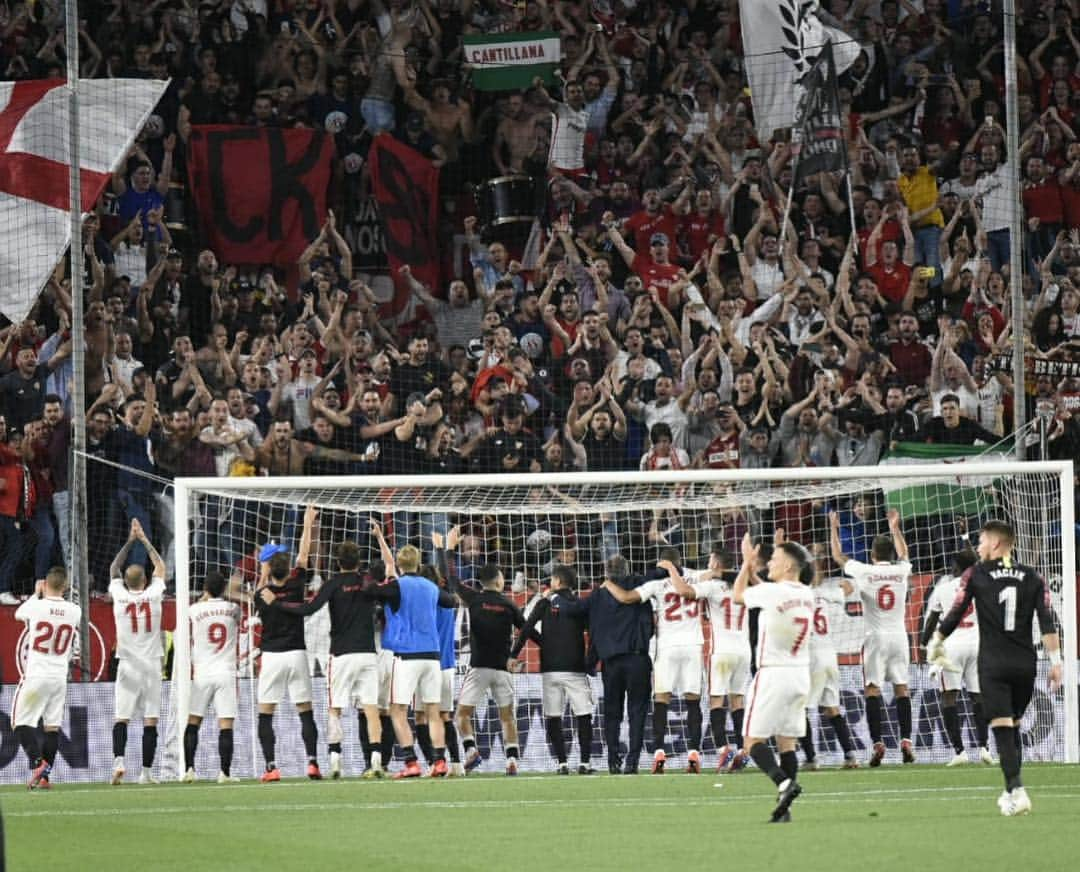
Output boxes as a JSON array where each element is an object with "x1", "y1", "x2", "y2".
[{"x1": 0, "y1": 78, "x2": 168, "y2": 323}]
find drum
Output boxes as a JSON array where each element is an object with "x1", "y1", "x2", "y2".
[
  {"x1": 165, "y1": 181, "x2": 187, "y2": 230},
  {"x1": 477, "y1": 175, "x2": 536, "y2": 228}
]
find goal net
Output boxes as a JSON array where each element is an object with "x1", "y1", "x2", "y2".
[{"x1": 171, "y1": 463, "x2": 1077, "y2": 779}]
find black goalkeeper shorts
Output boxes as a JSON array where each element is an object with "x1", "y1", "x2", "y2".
[{"x1": 978, "y1": 660, "x2": 1036, "y2": 722}]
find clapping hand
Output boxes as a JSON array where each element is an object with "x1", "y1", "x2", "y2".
[{"x1": 740, "y1": 531, "x2": 759, "y2": 565}]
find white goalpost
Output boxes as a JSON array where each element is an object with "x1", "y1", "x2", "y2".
[{"x1": 171, "y1": 462, "x2": 1077, "y2": 779}]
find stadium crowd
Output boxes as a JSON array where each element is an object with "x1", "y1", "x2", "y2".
[{"x1": 1, "y1": 0, "x2": 1080, "y2": 600}]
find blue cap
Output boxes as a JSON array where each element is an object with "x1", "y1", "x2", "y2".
[{"x1": 259, "y1": 542, "x2": 288, "y2": 563}]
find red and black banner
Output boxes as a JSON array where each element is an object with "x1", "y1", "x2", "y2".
[
  {"x1": 368, "y1": 133, "x2": 441, "y2": 321},
  {"x1": 186, "y1": 125, "x2": 335, "y2": 265},
  {"x1": 792, "y1": 41, "x2": 848, "y2": 187}
]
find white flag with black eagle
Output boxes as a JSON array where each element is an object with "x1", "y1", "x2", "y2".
[{"x1": 739, "y1": 0, "x2": 860, "y2": 143}]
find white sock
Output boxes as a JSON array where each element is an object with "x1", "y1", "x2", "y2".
[{"x1": 371, "y1": 750, "x2": 382, "y2": 771}]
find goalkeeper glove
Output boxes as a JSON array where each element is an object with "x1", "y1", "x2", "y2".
[{"x1": 926, "y1": 633, "x2": 958, "y2": 673}]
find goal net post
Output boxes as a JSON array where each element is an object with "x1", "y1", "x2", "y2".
[{"x1": 172, "y1": 462, "x2": 1077, "y2": 778}]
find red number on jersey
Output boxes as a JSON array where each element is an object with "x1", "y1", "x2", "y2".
[
  {"x1": 208, "y1": 622, "x2": 229, "y2": 653},
  {"x1": 32, "y1": 622, "x2": 52, "y2": 654},
  {"x1": 791, "y1": 617, "x2": 810, "y2": 655},
  {"x1": 959, "y1": 603, "x2": 975, "y2": 629},
  {"x1": 125, "y1": 601, "x2": 152, "y2": 634},
  {"x1": 877, "y1": 585, "x2": 896, "y2": 611},
  {"x1": 31, "y1": 622, "x2": 73, "y2": 656},
  {"x1": 813, "y1": 607, "x2": 828, "y2": 636},
  {"x1": 719, "y1": 597, "x2": 746, "y2": 631},
  {"x1": 663, "y1": 592, "x2": 699, "y2": 622},
  {"x1": 54, "y1": 625, "x2": 73, "y2": 655}
]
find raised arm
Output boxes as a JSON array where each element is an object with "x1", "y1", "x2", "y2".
[
  {"x1": 732, "y1": 532, "x2": 760, "y2": 606},
  {"x1": 370, "y1": 519, "x2": 397, "y2": 577},
  {"x1": 605, "y1": 223, "x2": 637, "y2": 269},
  {"x1": 133, "y1": 518, "x2": 166, "y2": 580},
  {"x1": 899, "y1": 209, "x2": 915, "y2": 267},
  {"x1": 828, "y1": 510, "x2": 850, "y2": 569},
  {"x1": 887, "y1": 508, "x2": 909, "y2": 561},
  {"x1": 295, "y1": 505, "x2": 318, "y2": 570},
  {"x1": 110, "y1": 520, "x2": 138, "y2": 580}
]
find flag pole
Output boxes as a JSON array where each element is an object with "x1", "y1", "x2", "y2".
[
  {"x1": 64, "y1": 0, "x2": 91, "y2": 680},
  {"x1": 845, "y1": 169, "x2": 858, "y2": 241},
  {"x1": 779, "y1": 144, "x2": 800, "y2": 250}
]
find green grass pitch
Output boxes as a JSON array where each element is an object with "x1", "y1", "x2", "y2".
[{"x1": 3, "y1": 764, "x2": 1079, "y2": 871}]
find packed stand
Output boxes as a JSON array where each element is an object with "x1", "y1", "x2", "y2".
[{"x1": 1, "y1": 0, "x2": 1080, "y2": 600}]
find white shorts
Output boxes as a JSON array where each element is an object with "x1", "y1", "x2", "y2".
[
  {"x1": 940, "y1": 638, "x2": 980, "y2": 693},
  {"x1": 377, "y1": 649, "x2": 394, "y2": 710},
  {"x1": 458, "y1": 667, "x2": 515, "y2": 709},
  {"x1": 709, "y1": 647, "x2": 751, "y2": 698},
  {"x1": 415, "y1": 667, "x2": 454, "y2": 713},
  {"x1": 190, "y1": 673, "x2": 238, "y2": 720},
  {"x1": 258, "y1": 650, "x2": 312, "y2": 705},
  {"x1": 808, "y1": 648, "x2": 840, "y2": 709},
  {"x1": 391, "y1": 657, "x2": 442, "y2": 706},
  {"x1": 653, "y1": 645, "x2": 704, "y2": 697},
  {"x1": 862, "y1": 633, "x2": 910, "y2": 688},
  {"x1": 329, "y1": 653, "x2": 380, "y2": 709},
  {"x1": 12, "y1": 675, "x2": 66, "y2": 728},
  {"x1": 744, "y1": 666, "x2": 811, "y2": 739},
  {"x1": 115, "y1": 660, "x2": 162, "y2": 721},
  {"x1": 542, "y1": 672, "x2": 593, "y2": 717}
]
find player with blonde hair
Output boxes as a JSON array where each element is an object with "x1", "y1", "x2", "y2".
[{"x1": 14, "y1": 567, "x2": 80, "y2": 789}]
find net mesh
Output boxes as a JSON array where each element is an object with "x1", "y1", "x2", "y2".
[{"x1": 168, "y1": 466, "x2": 1072, "y2": 779}]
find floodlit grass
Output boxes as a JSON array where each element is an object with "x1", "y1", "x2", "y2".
[{"x1": 3, "y1": 764, "x2": 1079, "y2": 871}]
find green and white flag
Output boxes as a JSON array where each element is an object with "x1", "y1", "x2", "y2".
[
  {"x1": 463, "y1": 31, "x2": 561, "y2": 91},
  {"x1": 879, "y1": 442, "x2": 1013, "y2": 519}
]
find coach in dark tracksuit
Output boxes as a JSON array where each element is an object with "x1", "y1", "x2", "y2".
[
  {"x1": 511, "y1": 565, "x2": 596, "y2": 774},
  {"x1": 587, "y1": 555, "x2": 654, "y2": 774}
]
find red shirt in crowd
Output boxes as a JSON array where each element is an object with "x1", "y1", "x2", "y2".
[
  {"x1": 624, "y1": 206, "x2": 679, "y2": 251},
  {"x1": 888, "y1": 337, "x2": 933, "y2": 387},
  {"x1": 961, "y1": 300, "x2": 1006, "y2": 337},
  {"x1": 680, "y1": 211, "x2": 726, "y2": 262},
  {"x1": 1039, "y1": 74, "x2": 1080, "y2": 109},
  {"x1": 631, "y1": 254, "x2": 681, "y2": 307},
  {"x1": 867, "y1": 261, "x2": 912, "y2": 304},
  {"x1": 701, "y1": 431, "x2": 740, "y2": 469},
  {"x1": 1022, "y1": 179, "x2": 1065, "y2": 225},
  {"x1": 0, "y1": 443, "x2": 34, "y2": 520},
  {"x1": 1060, "y1": 181, "x2": 1080, "y2": 229},
  {"x1": 858, "y1": 220, "x2": 901, "y2": 268}
]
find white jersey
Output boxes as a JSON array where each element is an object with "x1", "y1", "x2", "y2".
[
  {"x1": 190, "y1": 598, "x2": 242, "y2": 677},
  {"x1": 843, "y1": 559, "x2": 911, "y2": 637},
  {"x1": 636, "y1": 578, "x2": 704, "y2": 650},
  {"x1": 809, "y1": 583, "x2": 846, "y2": 654},
  {"x1": 692, "y1": 578, "x2": 749, "y2": 654},
  {"x1": 15, "y1": 596, "x2": 82, "y2": 679},
  {"x1": 110, "y1": 576, "x2": 166, "y2": 664},
  {"x1": 742, "y1": 581, "x2": 815, "y2": 668},
  {"x1": 927, "y1": 574, "x2": 979, "y2": 645},
  {"x1": 548, "y1": 102, "x2": 588, "y2": 171}
]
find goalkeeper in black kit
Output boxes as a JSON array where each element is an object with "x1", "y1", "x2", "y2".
[{"x1": 927, "y1": 520, "x2": 1063, "y2": 817}]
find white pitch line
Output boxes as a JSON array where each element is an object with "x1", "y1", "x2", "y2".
[
  {"x1": 7, "y1": 786, "x2": 1080, "y2": 819},
  {"x1": 0, "y1": 762, "x2": 1047, "y2": 798}
]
